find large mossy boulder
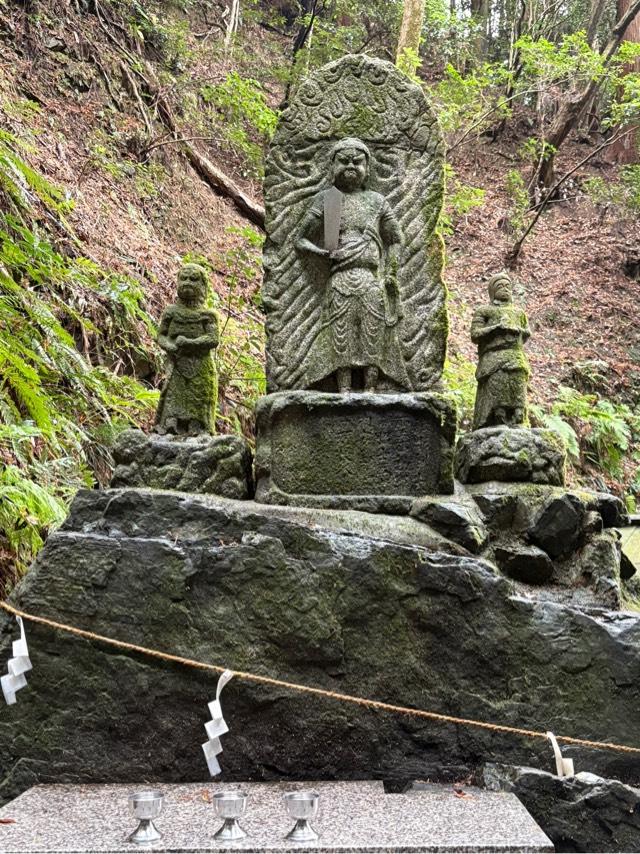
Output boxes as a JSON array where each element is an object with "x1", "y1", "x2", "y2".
[{"x1": 1, "y1": 488, "x2": 639, "y2": 807}]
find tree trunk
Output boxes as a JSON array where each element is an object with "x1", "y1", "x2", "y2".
[
  {"x1": 610, "y1": 0, "x2": 640, "y2": 162},
  {"x1": 224, "y1": 0, "x2": 240, "y2": 52},
  {"x1": 396, "y1": 0, "x2": 426, "y2": 67},
  {"x1": 282, "y1": 0, "x2": 318, "y2": 106},
  {"x1": 586, "y1": 0, "x2": 608, "y2": 45},
  {"x1": 470, "y1": 0, "x2": 490, "y2": 59},
  {"x1": 534, "y1": 0, "x2": 640, "y2": 188}
]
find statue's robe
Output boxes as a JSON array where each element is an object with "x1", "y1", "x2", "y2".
[
  {"x1": 155, "y1": 305, "x2": 217, "y2": 433},
  {"x1": 471, "y1": 303, "x2": 530, "y2": 429},
  {"x1": 302, "y1": 188, "x2": 410, "y2": 390}
]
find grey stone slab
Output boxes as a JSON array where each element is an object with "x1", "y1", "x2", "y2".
[{"x1": 0, "y1": 782, "x2": 553, "y2": 853}]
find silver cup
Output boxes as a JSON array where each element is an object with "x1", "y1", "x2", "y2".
[
  {"x1": 283, "y1": 790, "x2": 320, "y2": 842},
  {"x1": 128, "y1": 790, "x2": 164, "y2": 845},
  {"x1": 213, "y1": 790, "x2": 248, "y2": 841}
]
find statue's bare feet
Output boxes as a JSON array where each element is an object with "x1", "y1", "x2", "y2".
[
  {"x1": 364, "y1": 367, "x2": 378, "y2": 392},
  {"x1": 337, "y1": 368, "x2": 352, "y2": 393},
  {"x1": 188, "y1": 419, "x2": 203, "y2": 435},
  {"x1": 164, "y1": 417, "x2": 178, "y2": 434},
  {"x1": 493, "y1": 407, "x2": 507, "y2": 425}
]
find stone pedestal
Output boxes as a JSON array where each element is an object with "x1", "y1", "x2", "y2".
[
  {"x1": 455, "y1": 427, "x2": 566, "y2": 486},
  {"x1": 255, "y1": 392, "x2": 457, "y2": 513},
  {"x1": 111, "y1": 429, "x2": 253, "y2": 499}
]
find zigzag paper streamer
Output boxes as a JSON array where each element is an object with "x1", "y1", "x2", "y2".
[
  {"x1": 202, "y1": 669, "x2": 233, "y2": 776},
  {"x1": 2, "y1": 616, "x2": 32, "y2": 705}
]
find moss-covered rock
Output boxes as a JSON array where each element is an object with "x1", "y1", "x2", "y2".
[
  {"x1": 1, "y1": 487, "x2": 640, "y2": 807},
  {"x1": 456, "y1": 427, "x2": 566, "y2": 486},
  {"x1": 111, "y1": 429, "x2": 253, "y2": 499}
]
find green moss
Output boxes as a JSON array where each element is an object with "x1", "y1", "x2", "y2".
[{"x1": 337, "y1": 104, "x2": 383, "y2": 138}]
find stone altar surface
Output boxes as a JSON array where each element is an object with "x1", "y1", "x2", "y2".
[
  {"x1": 0, "y1": 781, "x2": 553, "y2": 853},
  {"x1": 255, "y1": 391, "x2": 456, "y2": 512}
]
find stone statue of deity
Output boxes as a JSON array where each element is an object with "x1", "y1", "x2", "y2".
[
  {"x1": 471, "y1": 272, "x2": 530, "y2": 430},
  {"x1": 154, "y1": 263, "x2": 219, "y2": 435},
  {"x1": 262, "y1": 54, "x2": 447, "y2": 394},
  {"x1": 295, "y1": 137, "x2": 409, "y2": 392}
]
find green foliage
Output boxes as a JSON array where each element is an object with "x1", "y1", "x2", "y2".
[
  {"x1": 584, "y1": 166, "x2": 640, "y2": 216},
  {"x1": 0, "y1": 130, "x2": 72, "y2": 216},
  {"x1": 201, "y1": 72, "x2": 278, "y2": 177},
  {"x1": 0, "y1": 130, "x2": 157, "y2": 589},
  {"x1": 126, "y1": 2, "x2": 192, "y2": 71},
  {"x1": 518, "y1": 136, "x2": 556, "y2": 164},
  {"x1": 89, "y1": 131, "x2": 167, "y2": 200},
  {"x1": 505, "y1": 169, "x2": 530, "y2": 233},
  {"x1": 440, "y1": 164, "x2": 485, "y2": 235},
  {"x1": 443, "y1": 354, "x2": 476, "y2": 430},
  {"x1": 516, "y1": 32, "x2": 605, "y2": 90},
  {"x1": 397, "y1": 47, "x2": 422, "y2": 80},
  {"x1": 532, "y1": 387, "x2": 640, "y2": 481},
  {"x1": 433, "y1": 63, "x2": 511, "y2": 135},
  {"x1": 209, "y1": 226, "x2": 265, "y2": 439}
]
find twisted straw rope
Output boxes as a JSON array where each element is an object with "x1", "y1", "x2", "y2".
[{"x1": 2, "y1": 599, "x2": 639, "y2": 756}]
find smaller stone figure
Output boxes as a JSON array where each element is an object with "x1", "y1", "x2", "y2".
[
  {"x1": 155, "y1": 263, "x2": 219, "y2": 435},
  {"x1": 471, "y1": 272, "x2": 530, "y2": 430}
]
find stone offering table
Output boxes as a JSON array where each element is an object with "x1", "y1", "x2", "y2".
[{"x1": 0, "y1": 781, "x2": 553, "y2": 853}]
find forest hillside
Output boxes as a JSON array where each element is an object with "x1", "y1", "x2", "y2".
[{"x1": 1, "y1": 0, "x2": 640, "y2": 592}]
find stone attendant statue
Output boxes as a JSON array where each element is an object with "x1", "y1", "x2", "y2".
[
  {"x1": 471, "y1": 272, "x2": 530, "y2": 430},
  {"x1": 295, "y1": 137, "x2": 409, "y2": 392},
  {"x1": 155, "y1": 263, "x2": 219, "y2": 435}
]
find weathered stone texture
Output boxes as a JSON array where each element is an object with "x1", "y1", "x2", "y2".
[
  {"x1": 255, "y1": 391, "x2": 457, "y2": 512},
  {"x1": 493, "y1": 542, "x2": 554, "y2": 584},
  {"x1": 462, "y1": 482, "x2": 629, "y2": 606},
  {"x1": 155, "y1": 264, "x2": 218, "y2": 436},
  {"x1": 456, "y1": 427, "x2": 566, "y2": 486},
  {"x1": 263, "y1": 54, "x2": 447, "y2": 393},
  {"x1": 528, "y1": 494, "x2": 585, "y2": 558},
  {"x1": 483, "y1": 764, "x2": 640, "y2": 853},
  {"x1": 111, "y1": 429, "x2": 253, "y2": 499},
  {"x1": 1, "y1": 488, "x2": 640, "y2": 808},
  {"x1": 410, "y1": 497, "x2": 488, "y2": 553},
  {"x1": 471, "y1": 273, "x2": 530, "y2": 430}
]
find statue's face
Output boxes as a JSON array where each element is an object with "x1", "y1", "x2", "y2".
[
  {"x1": 332, "y1": 147, "x2": 368, "y2": 192},
  {"x1": 492, "y1": 282, "x2": 512, "y2": 304},
  {"x1": 177, "y1": 266, "x2": 207, "y2": 306},
  {"x1": 489, "y1": 276, "x2": 512, "y2": 304}
]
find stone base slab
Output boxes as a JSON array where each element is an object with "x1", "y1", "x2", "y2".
[
  {"x1": 455, "y1": 427, "x2": 566, "y2": 486},
  {"x1": 255, "y1": 391, "x2": 457, "y2": 513},
  {"x1": 111, "y1": 429, "x2": 253, "y2": 499},
  {"x1": 0, "y1": 781, "x2": 553, "y2": 852}
]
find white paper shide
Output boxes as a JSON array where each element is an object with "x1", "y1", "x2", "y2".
[
  {"x1": 2, "y1": 616, "x2": 32, "y2": 705},
  {"x1": 202, "y1": 669, "x2": 234, "y2": 776}
]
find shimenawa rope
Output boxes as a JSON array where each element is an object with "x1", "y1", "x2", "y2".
[{"x1": 1, "y1": 599, "x2": 638, "y2": 756}]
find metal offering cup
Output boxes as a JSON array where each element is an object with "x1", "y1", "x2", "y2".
[
  {"x1": 213, "y1": 790, "x2": 248, "y2": 841},
  {"x1": 128, "y1": 790, "x2": 164, "y2": 845},
  {"x1": 283, "y1": 790, "x2": 320, "y2": 842}
]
